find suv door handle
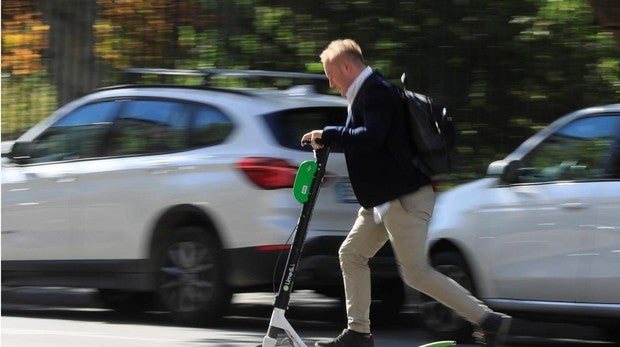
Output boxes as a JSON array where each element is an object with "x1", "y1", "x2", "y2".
[
  {"x1": 55, "y1": 173, "x2": 77, "y2": 183},
  {"x1": 149, "y1": 161, "x2": 175, "y2": 175},
  {"x1": 560, "y1": 202, "x2": 588, "y2": 210}
]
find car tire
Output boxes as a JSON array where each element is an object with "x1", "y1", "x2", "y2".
[
  {"x1": 420, "y1": 251, "x2": 475, "y2": 341},
  {"x1": 155, "y1": 226, "x2": 231, "y2": 325}
]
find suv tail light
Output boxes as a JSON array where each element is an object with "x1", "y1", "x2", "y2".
[{"x1": 235, "y1": 157, "x2": 298, "y2": 190}]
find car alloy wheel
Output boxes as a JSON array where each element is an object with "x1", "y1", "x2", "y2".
[{"x1": 156, "y1": 226, "x2": 230, "y2": 325}]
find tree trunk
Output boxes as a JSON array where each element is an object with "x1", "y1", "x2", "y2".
[
  {"x1": 38, "y1": 0, "x2": 101, "y2": 106},
  {"x1": 589, "y1": 0, "x2": 620, "y2": 48}
]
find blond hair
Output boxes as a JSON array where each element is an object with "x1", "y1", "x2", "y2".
[{"x1": 319, "y1": 39, "x2": 364, "y2": 65}]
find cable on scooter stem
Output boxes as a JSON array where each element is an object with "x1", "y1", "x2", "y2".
[
  {"x1": 261, "y1": 141, "x2": 330, "y2": 347},
  {"x1": 275, "y1": 141, "x2": 328, "y2": 309}
]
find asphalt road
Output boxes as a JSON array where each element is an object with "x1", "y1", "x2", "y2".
[{"x1": 1, "y1": 287, "x2": 617, "y2": 346}]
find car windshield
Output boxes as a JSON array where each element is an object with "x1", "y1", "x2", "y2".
[
  {"x1": 556, "y1": 115, "x2": 620, "y2": 139},
  {"x1": 518, "y1": 114, "x2": 620, "y2": 183}
]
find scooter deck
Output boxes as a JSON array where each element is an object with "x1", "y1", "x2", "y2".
[
  {"x1": 259, "y1": 339, "x2": 456, "y2": 346},
  {"x1": 419, "y1": 341, "x2": 456, "y2": 347}
]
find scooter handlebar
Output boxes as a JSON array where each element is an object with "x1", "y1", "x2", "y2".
[{"x1": 301, "y1": 137, "x2": 324, "y2": 148}]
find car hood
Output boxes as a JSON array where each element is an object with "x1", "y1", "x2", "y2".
[{"x1": 429, "y1": 177, "x2": 498, "y2": 234}]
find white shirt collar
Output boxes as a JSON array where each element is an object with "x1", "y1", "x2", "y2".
[{"x1": 346, "y1": 66, "x2": 373, "y2": 106}]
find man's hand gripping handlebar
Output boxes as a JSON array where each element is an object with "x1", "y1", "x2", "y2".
[{"x1": 300, "y1": 130, "x2": 324, "y2": 149}]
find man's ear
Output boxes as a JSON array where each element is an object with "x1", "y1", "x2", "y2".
[{"x1": 343, "y1": 60, "x2": 352, "y2": 72}]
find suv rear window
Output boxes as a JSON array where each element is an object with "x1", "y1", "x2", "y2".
[{"x1": 263, "y1": 107, "x2": 347, "y2": 152}]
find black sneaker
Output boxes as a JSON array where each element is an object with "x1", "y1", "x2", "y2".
[
  {"x1": 315, "y1": 329, "x2": 374, "y2": 347},
  {"x1": 473, "y1": 312, "x2": 512, "y2": 346}
]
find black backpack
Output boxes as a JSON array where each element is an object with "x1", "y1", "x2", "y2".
[{"x1": 398, "y1": 73, "x2": 456, "y2": 178}]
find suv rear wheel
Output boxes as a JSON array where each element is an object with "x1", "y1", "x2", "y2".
[
  {"x1": 420, "y1": 251, "x2": 474, "y2": 341},
  {"x1": 155, "y1": 226, "x2": 231, "y2": 325}
]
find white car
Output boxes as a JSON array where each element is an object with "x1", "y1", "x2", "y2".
[
  {"x1": 421, "y1": 103, "x2": 620, "y2": 339},
  {"x1": 1, "y1": 69, "x2": 403, "y2": 324}
]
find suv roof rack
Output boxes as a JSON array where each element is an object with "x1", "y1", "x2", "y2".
[
  {"x1": 122, "y1": 68, "x2": 327, "y2": 88},
  {"x1": 95, "y1": 83, "x2": 258, "y2": 97}
]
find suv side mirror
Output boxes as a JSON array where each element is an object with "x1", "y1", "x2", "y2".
[
  {"x1": 7, "y1": 141, "x2": 33, "y2": 164},
  {"x1": 1, "y1": 141, "x2": 14, "y2": 158},
  {"x1": 487, "y1": 159, "x2": 524, "y2": 184}
]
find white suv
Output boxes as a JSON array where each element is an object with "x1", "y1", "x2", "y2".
[
  {"x1": 1, "y1": 69, "x2": 403, "y2": 324},
  {"x1": 421, "y1": 104, "x2": 620, "y2": 339}
]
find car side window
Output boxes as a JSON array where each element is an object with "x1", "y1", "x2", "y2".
[
  {"x1": 107, "y1": 100, "x2": 191, "y2": 156},
  {"x1": 189, "y1": 105, "x2": 233, "y2": 148},
  {"x1": 26, "y1": 101, "x2": 119, "y2": 163},
  {"x1": 518, "y1": 115, "x2": 620, "y2": 183}
]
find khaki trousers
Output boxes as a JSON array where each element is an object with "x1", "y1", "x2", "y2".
[{"x1": 339, "y1": 185, "x2": 491, "y2": 333}]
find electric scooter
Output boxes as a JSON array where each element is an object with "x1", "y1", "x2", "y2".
[{"x1": 260, "y1": 142, "x2": 455, "y2": 347}]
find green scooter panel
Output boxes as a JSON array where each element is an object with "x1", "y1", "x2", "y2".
[{"x1": 293, "y1": 160, "x2": 317, "y2": 203}]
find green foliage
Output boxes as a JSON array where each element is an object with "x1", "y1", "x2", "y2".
[
  {"x1": 1, "y1": 74, "x2": 57, "y2": 139},
  {"x1": 2, "y1": 0, "x2": 618, "y2": 185}
]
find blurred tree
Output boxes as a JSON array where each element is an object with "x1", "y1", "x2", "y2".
[
  {"x1": 1, "y1": 0, "x2": 56, "y2": 139},
  {"x1": 515, "y1": 0, "x2": 619, "y2": 121},
  {"x1": 589, "y1": 0, "x2": 620, "y2": 47},
  {"x1": 38, "y1": 0, "x2": 101, "y2": 106},
  {"x1": 95, "y1": 0, "x2": 214, "y2": 83},
  {"x1": 2, "y1": 0, "x2": 618, "y2": 183},
  {"x1": 1, "y1": 0, "x2": 48, "y2": 76}
]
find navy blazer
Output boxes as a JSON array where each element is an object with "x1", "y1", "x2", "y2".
[{"x1": 322, "y1": 71, "x2": 430, "y2": 208}]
